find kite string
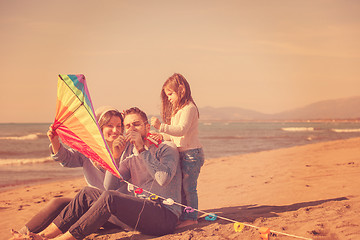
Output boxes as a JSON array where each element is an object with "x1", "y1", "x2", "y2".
[
  {"x1": 130, "y1": 179, "x2": 156, "y2": 240},
  {"x1": 121, "y1": 178, "x2": 312, "y2": 240}
]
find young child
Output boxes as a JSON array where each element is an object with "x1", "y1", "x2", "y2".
[{"x1": 151, "y1": 73, "x2": 204, "y2": 228}]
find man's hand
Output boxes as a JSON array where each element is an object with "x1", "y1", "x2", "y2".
[
  {"x1": 126, "y1": 131, "x2": 145, "y2": 153},
  {"x1": 150, "y1": 117, "x2": 161, "y2": 130}
]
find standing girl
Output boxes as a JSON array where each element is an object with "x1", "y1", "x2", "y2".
[{"x1": 151, "y1": 73, "x2": 204, "y2": 228}]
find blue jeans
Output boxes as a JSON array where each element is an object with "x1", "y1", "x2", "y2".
[
  {"x1": 53, "y1": 187, "x2": 178, "y2": 239},
  {"x1": 179, "y1": 148, "x2": 205, "y2": 221}
]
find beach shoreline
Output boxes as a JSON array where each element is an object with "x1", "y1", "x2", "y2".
[
  {"x1": 0, "y1": 176, "x2": 84, "y2": 194},
  {"x1": 1, "y1": 137, "x2": 360, "y2": 240}
]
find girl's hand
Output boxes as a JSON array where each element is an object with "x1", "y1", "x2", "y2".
[
  {"x1": 47, "y1": 125, "x2": 60, "y2": 154},
  {"x1": 151, "y1": 117, "x2": 161, "y2": 130},
  {"x1": 113, "y1": 135, "x2": 126, "y2": 160},
  {"x1": 149, "y1": 132, "x2": 163, "y2": 142}
]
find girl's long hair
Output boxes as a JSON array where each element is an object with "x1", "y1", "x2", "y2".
[{"x1": 161, "y1": 73, "x2": 199, "y2": 124}]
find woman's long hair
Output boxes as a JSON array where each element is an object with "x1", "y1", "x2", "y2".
[
  {"x1": 98, "y1": 110, "x2": 124, "y2": 134},
  {"x1": 161, "y1": 73, "x2": 199, "y2": 124}
]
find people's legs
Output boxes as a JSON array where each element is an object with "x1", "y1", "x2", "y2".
[
  {"x1": 67, "y1": 191, "x2": 178, "y2": 239},
  {"x1": 179, "y1": 148, "x2": 205, "y2": 221},
  {"x1": 18, "y1": 197, "x2": 72, "y2": 234},
  {"x1": 40, "y1": 186, "x2": 103, "y2": 238}
]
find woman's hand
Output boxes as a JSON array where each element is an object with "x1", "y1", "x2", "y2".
[
  {"x1": 47, "y1": 125, "x2": 60, "y2": 154},
  {"x1": 150, "y1": 117, "x2": 161, "y2": 130},
  {"x1": 47, "y1": 125, "x2": 58, "y2": 141},
  {"x1": 112, "y1": 135, "x2": 127, "y2": 160}
]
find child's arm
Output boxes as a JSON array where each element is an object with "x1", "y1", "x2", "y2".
[
  {"x1": 161, "y1": 133, "x2": 171, "y2": 141},
  {"x1": 158, "y1": 104, "x2": 197, "y2": 137},
  {"x1": 150, "y1": 118, "x2": 171, "y2": 141},
  {"x1": 148, "y1": 131, "x2": 163, "y2": 142},
  {"x1": 151, "y1": 117, "x2": 162, "y2": 130}
]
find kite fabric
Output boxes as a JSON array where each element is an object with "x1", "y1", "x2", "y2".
[{"x1": 53, "y1": 74, "x2": 121, "y2": 178}]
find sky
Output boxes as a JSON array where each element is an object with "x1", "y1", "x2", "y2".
[{"x1": 0, "y1": 0, "x2": 359, "y2": 123}]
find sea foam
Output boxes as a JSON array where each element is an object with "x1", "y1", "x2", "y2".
[
  {"x1": 331, "y1": 128, "x2": 360, "y2": 133},
  {"x1": 281, "y1": 127, "x2": 315, "y2": 132},
  {"x1": 0, "y1": 157, "x2": 52, "y2": 166},
  {"x1": 0, "y1": 133, "x2": 47, "y2": 140}
]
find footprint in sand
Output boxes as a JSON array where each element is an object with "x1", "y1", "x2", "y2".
[
  {"x1": 308, "y1": 225, "x2": 338, "y2": 239},
  {"x1": 34, "y1": 199, "x2": 46, "y2": 204},
  {"x1": 18, "y1": 204, "x2": 30, "y2": 211}
]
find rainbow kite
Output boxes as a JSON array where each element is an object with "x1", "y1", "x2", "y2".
[{"x1": 53, "y1": 74, "x2": 121, "y2": 178}]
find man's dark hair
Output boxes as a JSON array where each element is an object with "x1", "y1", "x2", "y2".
[{"x1": 123, "y1": 107, "x2": 148, "y2": 123}]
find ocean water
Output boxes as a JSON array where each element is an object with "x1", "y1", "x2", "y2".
[
  {"x1": 0, "y1": 123, "x2": 84, "y2": 190},
  {"x1": 1, "y1": 121, "x2": 360, "y2": 189},
  {"x1": 199, "y1": 121, "x2": 360, "y2": 158}
]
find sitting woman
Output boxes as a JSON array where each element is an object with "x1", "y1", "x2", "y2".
[{"x1": 14, "y1": 106, "x2": 124, "y2": 235}]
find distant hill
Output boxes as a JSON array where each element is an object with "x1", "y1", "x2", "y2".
[
  {"x1": 272, "y1": 96, "x2": 360, "y2": 120},
  {"x1": 199, "y1": 106, "x2": 268, "y2": 121},
  {"x1": 199, "y1": 96, "x2": 360, "y2": 121}
]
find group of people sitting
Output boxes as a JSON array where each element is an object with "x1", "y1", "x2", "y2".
[{"x1": 11, "y1": 73, "x2": 205, "y2": 240}]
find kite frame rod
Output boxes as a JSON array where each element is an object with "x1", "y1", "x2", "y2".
[
  {"x1": 53, "y1": 74, "x2": 88, "y2": 131},
  {"x1": 52, "y1": 102, "x2": 84, "y2": 131}
]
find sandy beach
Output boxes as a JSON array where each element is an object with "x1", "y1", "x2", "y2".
[{"x1": 1, "y1": 137, "x2": 360, "y2": 240}]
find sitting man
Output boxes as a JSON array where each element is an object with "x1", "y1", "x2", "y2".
[{"x1": 24, "y1": 107, "x2": 182, "y2": 240}]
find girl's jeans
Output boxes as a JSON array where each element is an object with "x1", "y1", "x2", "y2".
[{"x1": 179, "y1": 148, "x2": 205, "y2": 221}]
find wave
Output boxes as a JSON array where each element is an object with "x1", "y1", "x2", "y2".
[
  {"x1": 0, "y1": 151, "x2": 50, "y2": 159},
  {"x1": 281, "y1": 127, "x2": 314, "y2": 132},
  {"x1": 0, "y1": 133, "x2": 47, "y2": 141},
  {"x1": 331, "y1": 128, "x2": 360, "y2": 133},
  {"x1": 0, "y1": 157, "x2": 53, "y2": 166}
]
